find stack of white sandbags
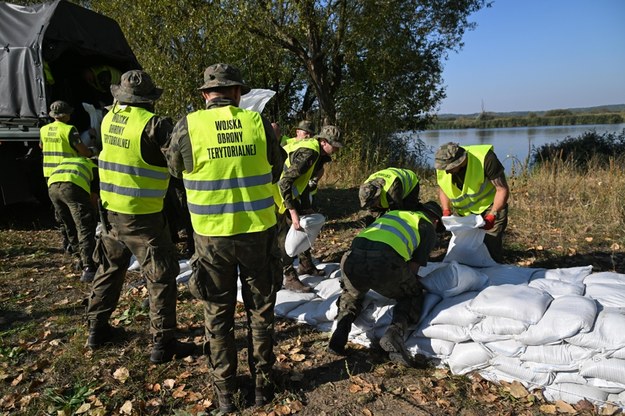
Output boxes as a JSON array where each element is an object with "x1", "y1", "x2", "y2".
[{"x1": 273, "y1": 261, "x2": 625, "y2": 409}]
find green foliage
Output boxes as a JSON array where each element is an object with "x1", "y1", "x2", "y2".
[
  {"x1": 43, "y1": 381, "x2": 95, "y2": 414},
  {"x1": 431, "y1": 112, "x2": 625, "y2": 129},
  {"x1": 0, "y1": 345, "x2": 25, "y2": 364},
  {"x1": 531, "y1": 129, "x2": 625, "y2": 169}
]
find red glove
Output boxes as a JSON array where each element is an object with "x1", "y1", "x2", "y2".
[
  {"x1": 483, "y1": 214, "x2": 496, "y2": 230},
  {"x1": 442, "y1": 209, "x2": 452, "y2": 217}
]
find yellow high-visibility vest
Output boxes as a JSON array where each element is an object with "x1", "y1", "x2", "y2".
[
  {"x1": 47, "y1": 157, "x2": 96, "y2": 194},
  {"x1": 183, "y1": 106, "x2": 276, "y2": 236},
  {"x1": 275, "y1": 138, "x2": 320, "y2": 213},
  {"x1": 364, "y1": 168, "x2": 419, "y2": 208},
  {"x1": 99, "y1": 106, "x2": 169, "y2": 214},
  {"x1": 357, "y1": 210, "x2": 429, "y2": 261},
  {"x1": 437, "y1": 144, "x2": 495, "y2": 216},
  {"x1": 40, "y1": 121, "x2": 78, "y2": 178}
]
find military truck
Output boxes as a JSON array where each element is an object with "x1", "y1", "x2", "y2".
[{"x1": 0, "y1": 0, "x2": 140, "y2": 206}]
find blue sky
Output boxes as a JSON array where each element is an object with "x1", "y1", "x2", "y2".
[{"x1": 438, "y1": 0, "x2": 625, "y2": 114}]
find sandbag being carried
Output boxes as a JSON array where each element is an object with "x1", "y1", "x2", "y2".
[
  {"x1": 285, "y1": 213, "x2": 326, "y2": 257},
  {"x1": 442, "y1": 214, "x2": 497, "y2": 267}
]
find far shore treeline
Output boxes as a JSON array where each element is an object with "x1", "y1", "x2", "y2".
[{"x1": 430, "y1": 105, "x2": 625, "y2": 130}]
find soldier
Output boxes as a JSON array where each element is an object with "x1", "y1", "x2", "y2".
[
  {"x1": 47, "y1": 156, "x2": 99, "y2": 282},
  {"x1": 39, "y1": 100, "x2": 94, "y2": 253},
  {"x1": 434, "y1": 142, "x2": 510, "y2": 262},
  {"x1": 85, "y1": 70, "x2": 195, "y2": 364},
  {"x1": 167, "y1": 63, "x2": 283, "y2": 413},
  {"x1": 276, "y1": 125, "x2": 343, "y2": 292},
  {"x1": 328, "y1": 201, "x2": 443, "y2": 367},
  {"x1": 359, "y1": 167, "x2": 420, "y2": 218}
]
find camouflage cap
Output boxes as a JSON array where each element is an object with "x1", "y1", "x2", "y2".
[
  {"x1": 317, "y1": 125, "x2": 343, "y2": 148},
  {"x1": 198, "y1": 63, "x2": 251, "y2": 94},
  {"x1": 295, "y1": 120, "x2": 316, "y2": 135},
  {"x1": 110, "y1": 70, "x2": 163, "y2": 104},
  {"x1": 434, "y1": 142, "x2": 467, "y2": 171},
  {"x1": 419, "y1": 200, "x2": 445, "y2": 232},
  {"x1": 49, "y1": 100, "x2": 73, "y2": 118},
  {"x1": 358, "y1": 179, "x2": 384, "y2": 208}
]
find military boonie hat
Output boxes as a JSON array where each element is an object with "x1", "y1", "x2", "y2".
[
  {"x1": 110, "y1": 70, "x2": 163, "y2": 104},
  {"x1": 358, "y1": 179, "x2": 384, "y2": 209},
  {"x1": 419, "y1": 200, "x2": 445, "y2": 232},
  {"x1": 198, "y1": 63, "x2": 251, "y2": 94},
  {"x1": 434, "y1": 142, "x2": 467, "y2": 171},
  {"x1": 317, "y1": 125, "x2": 343, "y2": 148},
  {"x1": 295, "y1": 120, "x2": 316, "y2": 135},
  {"x1": 49, "y1": 100, "x2": 73, "y2": 118}
]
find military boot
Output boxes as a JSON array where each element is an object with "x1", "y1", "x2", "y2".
[
  {"x1": 283, "y1": 270, "x2": 312, "y2": 293},
  {"x1": 150, "y1": 338, "x2": 197, "y2": 364},
  {"x1": 328, "y1": 316, "x2": 354, "y2": 356},
  {"x1": 297, "y1": 250, "x2": 325, "y2": 276},
  {"x1": 86, "y1": 322, "x2": 125, "y2": 349},
  {"x1": 254, "y1": 374, "x2": 275, "y2": 407},
  {"x1": 214, "y1": 387, "x2": 235, "y2": 413},
  {"x1": 379, "y1": 324, "x2": 414, "y2": 367}
]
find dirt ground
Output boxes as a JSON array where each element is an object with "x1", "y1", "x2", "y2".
[{"x1": 0, "y1": 191, "x2": 622, "y2": 415}]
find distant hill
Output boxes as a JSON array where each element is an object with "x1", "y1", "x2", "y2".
[{"x1": 437, "y1": 104, "x2": 625, "y2": 119}]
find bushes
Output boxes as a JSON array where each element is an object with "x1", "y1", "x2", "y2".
[{"x1": 531, "y1": 129, "x2": 625, "y2": 169}]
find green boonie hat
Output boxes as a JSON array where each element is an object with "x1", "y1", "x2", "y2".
[
  {"x1": 110, "y1": 70, "x2": 163, "y2": 104},
  {"x1": 296, "y1": 120, "x2": 316, "y2": 135},
  {"x1": 198, "y1": 63, "x2": 251, "y2": 94},
  {"x1": 317, "y1": 125, "x2": 343, "y2": 148},
  {"x1": 358, "y1": 178, "x2": 384, "y2": 209},
  {"x1": 434, "y1": 142, "x2": 467, "y2": 171},
  {"x1": 49, "y1": 100, "x2": 73, "y2": 118}
]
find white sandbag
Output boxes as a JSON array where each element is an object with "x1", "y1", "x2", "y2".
[
  {"x1": 585, "y1": 378, "x2": 625, "y2": 394},
  {"x1": 355, "y1": 303, "x2": 395, "y2": 342},
  {"x1": 488, "y1": 356, "x2": 554, "y2": 387},
  {"x1": 520, "y1": 344, "x2": 594, "y2": 371},
  {"x1": 328, "y1": 267, "x2": 342, "y2": 280},
  {"x1": 239, "y1": 88, "x2": 276, "y2": 113},
  {"x1": 516, "y1": 295, "x2": 597, "y2": 345},
  {"x1": 447, "y1": 342, "x2": 492, "y2": 375},
  {"x1": 287, "y1": 298, "x2": 324, "y2": 325},
  {"x1": 566, "y1": 309, "x2": 625, "y2": 351},
  {"x1": 307, "y1": 293, "x2": 339, "y2": 323},
  {"x1": 420, "y1": 261, "x2": 488, "y2": 298},
  {"x1": 483, "y1": 340, "x2": 526, "y2": 357},
  {"x1": 417, "y1": 323, "x2": 471, "y2": 343},
  {"x1": 470, "y1": 316, "x2": 529, "y2": 342},
  {"x1": 539, "y1": 265, "x2": 593, "y2": 285},
  {"x1": 584, "y1": 271, "x2": 625, "y2": 285},
  {"x1": 585, "y1": 283, "x2": 625, "y2": 308},
  {"x1": 481, "y1": 264, "x2": 540, "y2": 286},
  {"x1": 424, "y1": 291, "x2": 481, "y2": 326},
  {"x1": 285, "y1": 213, "x2": 326, "y2": 257},
  {"x1": 442, "y1": 214, "x2": 497, "y2": 267},
  {"x1": 416, "y1": 293, "x2": 443, "y2": 326},
  {"x1": 314, "y1": 277, "x2": 342, "y2": 300},
  {"x1": 468, "y1": 284, "x2": 553, "y2": 324},
  {"x1": 176, "y1": 269, "x2": 192, "y2": 284},
  {"x1": 610, "y1": 347, "x2": 625, "y2": 360},
  {"x1": 81, "y1": 102, "x2": 103, "y2": 145},
  {"x1": 580, "y1": 356, "x2": 625, "y2": 384},
  {"x1": 543, "y1": 383, "x2": 609, "y2": 406},
  {"x1": 274, "y1": 289, "x2": 317, "y2": 317},
  {"x1": 527, "y1": 278, "x2": 585, "y2": 297},
  {"x1": 405, "y1": 335, "x2": 455, "y2": 358}
]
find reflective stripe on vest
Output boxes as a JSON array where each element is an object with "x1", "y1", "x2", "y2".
[
  {"x1": 99, "y1": 106, "x2": 169, "y2": 214},
  {"x1": 40, "y1": 121, "x2": 78, "y2": 178},
  {"x1": 275, "y1": 138, "x2": 320, "y2": 213},
  {"x1": 437, "y1": 144, "x2": 495, "y2": 216},
  {"x1": 183, "y1": 106, "x2": 276, "y2": 236},
  {"x1": 47, "y1": 157, "x2": 96, "y2": 194},
  {"x1": 356, "y1": 210, "x2": 428, "y2": 261},
  {"x1": 364, "y1": 168, "x2": 419, "y2": 208}
]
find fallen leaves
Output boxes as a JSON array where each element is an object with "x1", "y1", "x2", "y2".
[{"x1": 112, "y1": 367, "x2": 129, "y2": 383}]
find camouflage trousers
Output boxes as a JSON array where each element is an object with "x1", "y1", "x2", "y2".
[
  {"x1": 48, "y1": 182, "x2": 96, "y2": 269},
  {"x1": 482, "y1": 204, "x2": 509, "y2": 263},
  {"x1": 188, "y1": 226, "x2": 282, "y2": 393},
  {"x1": 86, "y1": 211, "x2": 180, "y2": 343},
  {"x1": 336, "y1": 243, "x2": 424, "y2": 331}
]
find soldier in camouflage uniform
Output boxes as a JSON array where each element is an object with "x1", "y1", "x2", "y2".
[
  {"x1": 276, "y1": 125, "x2": 343, "y2": 292},
  {"x1": 328, "y1": 201, "x2": 443, "y2": 367},
  {"x1": 359, "y1": 167, "x2": 421, "y2": 220},
  {"x1": 85, "y1": 70, "x2": 195, "y2": 364},
  {"x1": 166, "y1": 63, "x2": 283, "y2": 413}
]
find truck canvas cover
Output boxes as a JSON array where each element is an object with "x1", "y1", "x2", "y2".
[{"x1": 0, "y1": 0, "x2": 140, "y2": 123}]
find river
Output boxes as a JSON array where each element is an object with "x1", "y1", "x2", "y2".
[{"x1": 416, "y1": 123, "x2": 625, "y2": 173}]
